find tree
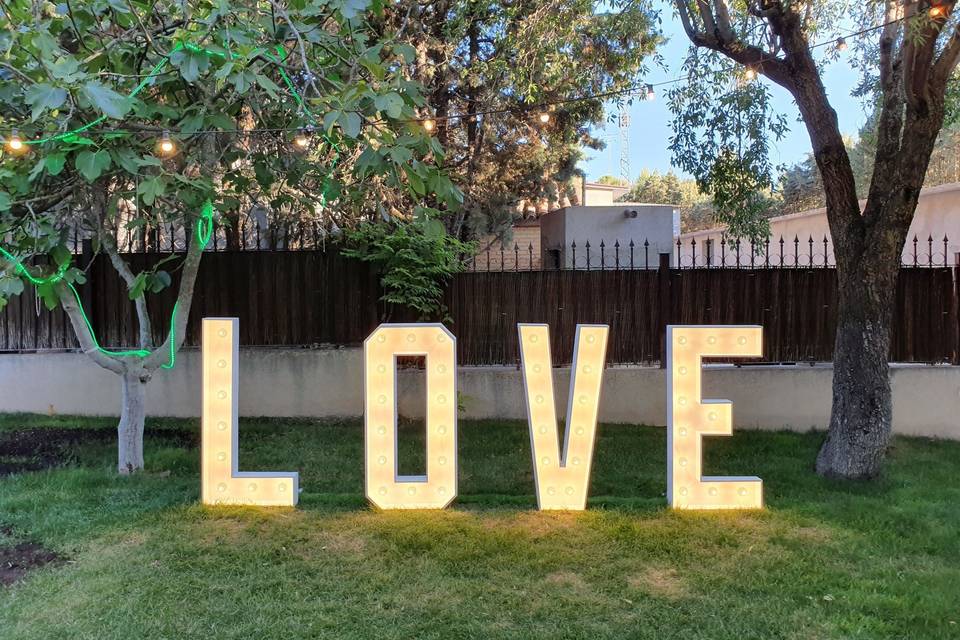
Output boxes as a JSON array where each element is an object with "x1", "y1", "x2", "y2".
[
  {"x1": 670, "y1": 1, "x2": 960, "y2": 478},
  {"x1": 780, "y1": 121, "x2": 960, "y2": 215},
  {"x1": 596, "y1": 174, "x2": 630, "y2": 186},
  {"x1": 383, "y1": 0, "x2": 662, "y2": 242},
  {"x1": 0, "y1": 0, "x2": 451, "y2": 473}
]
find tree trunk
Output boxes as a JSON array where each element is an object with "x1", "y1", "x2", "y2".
[
  {"x1": 117, "y1": 368, "x2": 150, "y2": 475},
  {"x1": 816, "y1": 244, "x2": 901, "y2": 479}
]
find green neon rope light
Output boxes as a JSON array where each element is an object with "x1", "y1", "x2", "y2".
[
  {"x1": 0, "y1": 42, "x2": 339, "y2": 369},
  {"x1": 5, "y1": 40, "x2": 330, "y2": 367},
  {"x1": 0, "y1": 201, "x2": 213, "y2": 369}
]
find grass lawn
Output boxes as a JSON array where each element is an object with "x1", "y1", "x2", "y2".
[{"x1": 0, "y1": 414, "x2": 958, "y2": 639}]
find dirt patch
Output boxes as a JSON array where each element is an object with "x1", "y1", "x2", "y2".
[
  {"x1": 0, "y1": 525, "x2": 64, "y2": 587},
  {"x1": 628, "y1": 566, "x2": 688, "y2": 600},
  {"x1": 0, "y1": 427, "x2": 195, "y2": 474},
  {"x1": 545, "y1": 571, "x2": 589, "y2": 591}
]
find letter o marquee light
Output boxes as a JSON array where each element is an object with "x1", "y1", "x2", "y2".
[
  {"x1": 364, "y1": 323, "x2": 457, "y2": 509},
  {"x1": 667, "y1": 325, "x2": 763, "y2": 510},
  {"x1": 201, "y1": 318, "x2": 299, "y2": 506}
]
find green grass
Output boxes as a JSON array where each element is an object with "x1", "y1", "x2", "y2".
[{"x1": 0, "y1": 414, "x2": 958, "y2": 639}]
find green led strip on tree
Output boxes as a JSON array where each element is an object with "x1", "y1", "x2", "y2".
[{"x1": 3, "y1": 41, "x2": 332, "y2": 369}]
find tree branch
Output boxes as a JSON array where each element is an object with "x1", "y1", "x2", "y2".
[
  {"x1": 142, "y1": 217, "x2": 205, "y2": 370},
  {"x1": 55, "y1": 280, "x2": 125, "y2": 374}
]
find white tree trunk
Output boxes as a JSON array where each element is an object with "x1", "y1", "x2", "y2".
[{"x1": 118, "y1": 368, "x2": 149, "y2": 474}]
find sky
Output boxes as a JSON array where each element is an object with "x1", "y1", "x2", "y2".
[{"x1": 580, "y1": 14, "x2": 869, "y2": 182}]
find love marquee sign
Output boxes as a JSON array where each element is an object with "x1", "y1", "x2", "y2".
[{"x1": 201, "y1": 318, "x2": 764, "y2": 512}]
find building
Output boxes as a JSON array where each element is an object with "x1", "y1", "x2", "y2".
[
  {"x1": 678, "y1": 182, "x2": 960, "y2": 267},
  {"x1": 471, "y1": 180, "x2": 677, "y2": 270},
  {"x1": 540, "y1": 204, "x2": 679, "y2": 269}
]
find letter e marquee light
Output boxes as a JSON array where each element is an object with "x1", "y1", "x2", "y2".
[
  {"x1": 201, "y1": 318, "x2": 299, "y2": 506},
  {"x1": 518, "y1": 324, "x2": 608, "y2": 510},
  {"x1": 667, "y1": 325, "x2": 763, "y2": 510},
  {"x1": 364, "y1": 324, "x2": 457, "y2": 510}
]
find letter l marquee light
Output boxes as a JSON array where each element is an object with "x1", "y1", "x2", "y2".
[
  {"x1": 201, "y1": 318, "x2": 299, "y2": 506},
  {"x1": 518, "y1": 323, "x2": 609, "y2": 510},
  {"x1": 364, "y1": 324, "x2": 457, "y2": 509},
  {"x1": 666, "y1": 325, "x2": 763, "y2": 510}
]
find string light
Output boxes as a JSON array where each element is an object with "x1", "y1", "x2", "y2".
[
  {"x1": 0, "y1": 10, "x2": 933, "y2": 149},
  {"x1": 537, "y1": 112, "x2": 551, "y2": 124},
  {"x1": 293, "y1": 127, "x2": 312, "y2": 149},
  {"x1": 4, "y1": 129, "x2": 26, "y2": 155},
  {"x1": 157, "y1": 130, "x2": 176, "y2": 156}
]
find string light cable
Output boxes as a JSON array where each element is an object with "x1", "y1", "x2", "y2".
[{"x1": 0, "y1": 9, "x2": 937, "y2": 141}]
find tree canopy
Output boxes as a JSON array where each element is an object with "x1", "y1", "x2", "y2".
[{"x1": 387, "y1": 0, "x2": 662, "y2": 241}]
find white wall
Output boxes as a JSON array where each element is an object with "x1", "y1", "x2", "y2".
[
  {"x1": 680, "y1": 182, "x2": 960, "y2": 266},
  {"x1": 540, "y1": 204, "x2": 678, "y2": 269},
  {"x1": 1, "y1": 349, "x2": 957, "y2": 440}
]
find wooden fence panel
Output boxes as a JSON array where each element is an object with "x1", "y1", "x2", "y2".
[{"x1": 0, "y1": 250, "x2": 957, "y2": 366}]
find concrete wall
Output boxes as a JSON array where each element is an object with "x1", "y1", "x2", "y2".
[
  {"x1": 1, "y1": 349, "x2": 957, "y2": 440},
  {"x1": 680, "y1": 181, "x2": 960, "y2": 266},
  {"x1": 540, "y1": 204, "x2": 679, "y2": 269}
]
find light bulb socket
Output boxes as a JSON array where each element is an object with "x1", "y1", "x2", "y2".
[{"x1": 645, "y1": 84, "x2": 655, "y2": 100}]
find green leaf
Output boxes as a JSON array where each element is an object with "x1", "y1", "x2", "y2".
[
  {"x1": 24, "y1": 83, "x2": 68, "y2": 120},
  {"x1": 74, "y1": 150, "x2": 112, "y2": 182},
  {"x1": 44, "y1": 152, "x2": 67, "y2": 176},
  {"x1": 137, "y1": 176, "x2": 166, "y2": 206},
  {"x1": 129, "y1": 273, "x2": 147, "y2": 300},
  {"x1": 403, "y1": 164, "x2": 425, "y2": 195},
  {"x1": 49, "y1": 56, "x2": 82, "y2": 81},
  {"x1": 374, "y1": 92, "x2": 404, "y2": 119},
  {"x1": 340, "y1": 111, "x2": 362, "y2": 138},
  {"x1": 255, "y1": 73, "x2": 282, "y2": 98},
  {"x1": 51, "y1": 245, "x2": 71, "y2": 267},
  {"x1": 0, "y1": 276, "x2": 24, "y2": 297},
  {"x1": 0, "y1": 191, "x2": 10, "y2": 212},
  {"x1": 393, "y1": 43, "x2": 416, "y2": 64},
  {"x1": 171, "y1": 49, "x2": 210, "y2": 83},
  {"x1": 149, "y1": 270, "x2": 172, "y2": 293},
  {"x1": 81, "y1": 81, "x2": 130, "y2": 119},
  {"x1": 335, "y1": 0, "x2": 369, "y2": 19},
  {"x1": 112, "y1": 148, "x2": 140, "y2": 174}
]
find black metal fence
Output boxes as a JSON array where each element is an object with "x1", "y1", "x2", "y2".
[{"x1": 467, "y1": 234, "x2": 957, "y2": 271}]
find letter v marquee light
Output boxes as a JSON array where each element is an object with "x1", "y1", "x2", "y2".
[
  {"x1": 201, "y1": 318, "x2": 299, "y2": 506},
  {"x1": 518, "y1": 324, "x2": 609, "y2": 510},
  {"x1": 667, "y1": 325, "x2": 763, "y2": 510}
]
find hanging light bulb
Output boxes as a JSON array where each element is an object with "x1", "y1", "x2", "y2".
[
  {"x1": 538, "y1": 112, "x2": 551, "y2": 124},
  {"x1": 744, "y1": 67, "x2": 757, "y2": 81},
  {"x1": 645, "y1": 84, "x2": 656, "y2": 101},
  {"x1": 422, "y1": 118, "x2": 436, "y2": 132},
  {"x1": 929, "y1": 3, "x2": 946, "y2": 18},
  {"x1": 4, "y1": 129, "x2": 26, "y2": 155},
  {"x1": 157, "y1": 130, "x2": 176, "y2": 157},
  {"x1": 293, "y1": 128, "x2": 311, "y2": 149},
  {"x1": 835, "y1": 37, "x2": 848, "y2": 52}
]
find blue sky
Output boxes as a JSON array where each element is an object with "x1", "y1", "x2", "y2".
[{"x1": 580, "y1": 15, "x2": 869, "y2": 182}]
